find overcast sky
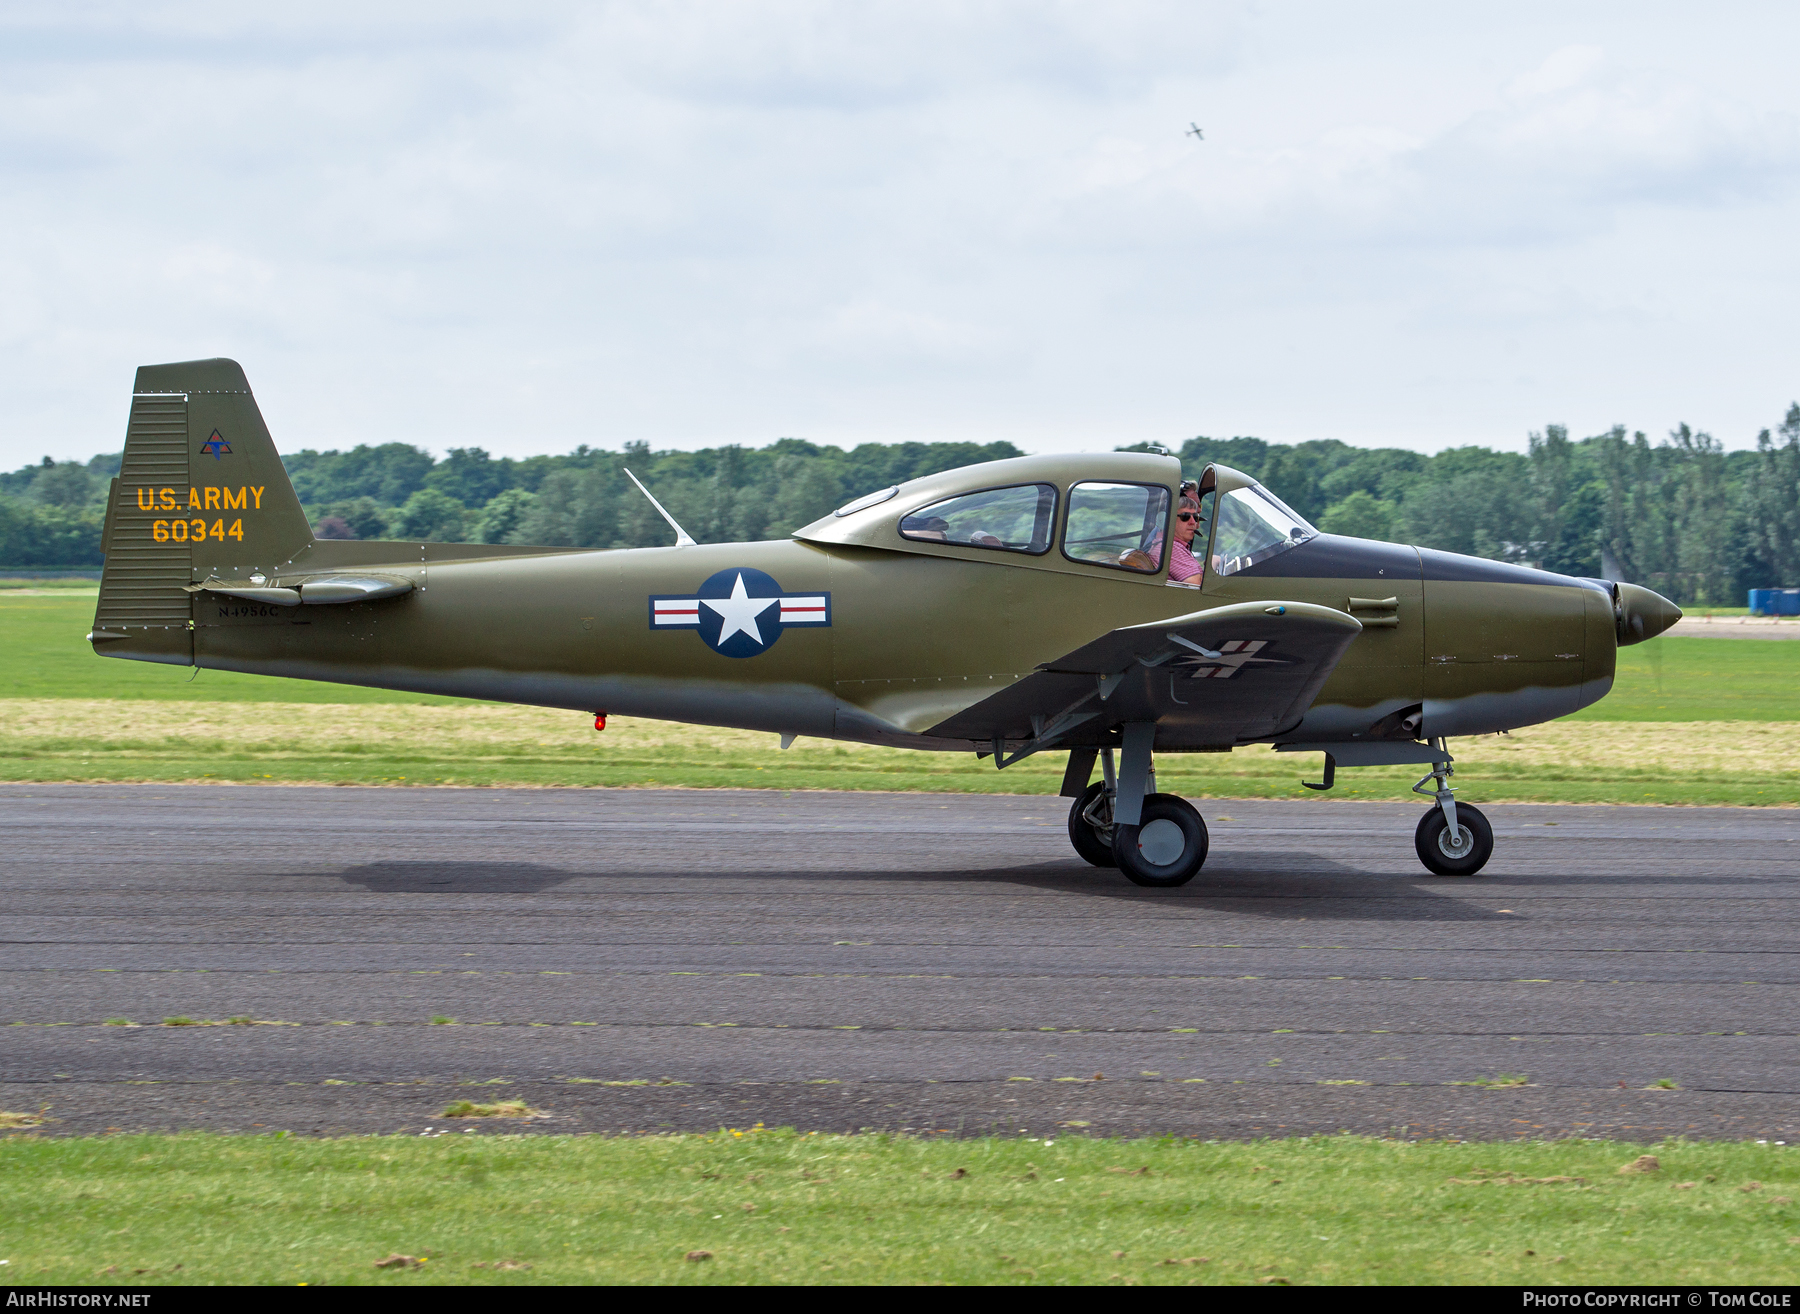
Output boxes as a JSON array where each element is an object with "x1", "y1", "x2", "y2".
[{"x1": 3, "y1": 1, "x2": 1798, "y2": 467}]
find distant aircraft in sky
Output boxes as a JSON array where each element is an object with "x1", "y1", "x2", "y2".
[{"x1": 1187, "y1": 122, "x2": 1203, "y2": 140}]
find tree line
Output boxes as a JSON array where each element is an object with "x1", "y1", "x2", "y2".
[
  {"x1": 4, "y1": 406, "x2": 1798, "y2": 606},
  {"x1": 1166, "y1": 406, "x2": 1800, "y2": 605}
]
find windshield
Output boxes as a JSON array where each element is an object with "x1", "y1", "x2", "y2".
[{"x1": 1211, "y1": 484, "x2": 1317, "y2": 576}]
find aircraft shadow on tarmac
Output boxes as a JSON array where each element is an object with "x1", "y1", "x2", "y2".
[
  {"x1": 336, "y1": 861, "x2": 578, "y2": 894},
  {"x1": 328, "y1": 855, "x2": 1511, "y2": 921},
  {"x1": 987, "y1": 857, "x2": 1513, "y2": 921}
]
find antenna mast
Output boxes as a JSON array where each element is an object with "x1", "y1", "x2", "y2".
[{"x1": 623, "y1": 468, "x2": 697, "y2": 547}]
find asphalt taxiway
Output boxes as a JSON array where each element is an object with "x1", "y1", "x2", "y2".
[{"x1": 4, "y1": 784, "x2": 1795, "y2": 1140}]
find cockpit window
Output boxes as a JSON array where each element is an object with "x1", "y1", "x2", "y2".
[
  {"x1": 1211, "y1": 484, "x2": 1317, "y2": 576},
  {"x1": 899, "y1": 483, "x2": 1056, "y2": 554},
  {"x1": 1061, "y1": 482, "x2": 1172, "y2": 574}
]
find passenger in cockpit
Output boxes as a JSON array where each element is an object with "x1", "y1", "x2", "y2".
[{"x1": 903, "y1": 515, "x2": 951, "y2": 542}]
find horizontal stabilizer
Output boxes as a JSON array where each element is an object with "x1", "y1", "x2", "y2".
[
  {"x1": 293, "y1": 575, "x2": 415, "y2": 604},
  {"x1": 190, "y1": 573, "x2": 414, "y2": 607},
  {"x1": 196, "y1": 585, "x2": 300, "y2": 605}
]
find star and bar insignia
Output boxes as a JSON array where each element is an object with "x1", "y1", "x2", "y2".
[
  {"x1": 649, "y1": 568, "x2": 830, "y2": 658},
  {"x1": 1175, "y1": 639, "x2": 1286, "y2": 679}
]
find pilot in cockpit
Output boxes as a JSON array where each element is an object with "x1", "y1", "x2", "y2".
[
  {"x1": 1169, "y1": 491, "x2": 1205, "y2": 583},
  {"x1": 1146, "y1": 480, "x2": 1207, "y2": 585}
]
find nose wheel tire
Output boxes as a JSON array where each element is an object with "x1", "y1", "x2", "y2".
[
  {"x1": 1414, "y1": 803, "x2": 1493, "y2": 876},
  {"x1": 1066, "y1": 782, "x2": 1116, "y2": 868},
  {"x1": 1112, "y1": 793, "x2": 1208, "y2": 887}
]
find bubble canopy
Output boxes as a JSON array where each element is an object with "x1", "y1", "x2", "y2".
[{"x1": 794, "y1": 451, "x2": 1275, "y2": 583}]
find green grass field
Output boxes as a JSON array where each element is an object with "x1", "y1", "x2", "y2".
[
  {"x1": 5, "y1": 593, "x2": 1799, "y2": 803},
  {"x1": 0, "y1": 1130, "x2": 1793, "y2": 1286},
  {"x1": 1572, "y1": 634, "x2": 1800, "y2": 721},
  {"x1": 2, "y1": 593, "x2": 459, "y2": 704}
]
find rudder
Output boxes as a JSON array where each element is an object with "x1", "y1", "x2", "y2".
[{"x1": 93, "y1": 358, "x2": 313, "y2": 663}]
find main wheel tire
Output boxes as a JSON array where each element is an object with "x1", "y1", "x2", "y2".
[
  {"x1": 1414, "y1": 803, "x2": 1493, "y2": 876},
  {"x1": 1112, "y1": 793, "x2": 1208, "y2": 887},
  {"x1": 1067, "y1": 782, "x2": 1116, "y2": 868}
]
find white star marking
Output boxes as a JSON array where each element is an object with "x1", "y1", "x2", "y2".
[{"x1": 702, "y1": 572, "x2": 777, "y2": 647}]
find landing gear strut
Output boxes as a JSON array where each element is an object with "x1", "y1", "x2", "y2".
[
  {"x1": 1411, "y1": 750, "x2": 1492, "y2": 876},
  {"x1": 1067, "y1": 781, "x2": 1116, "y2": 866},
  {"x1": 1063, "y1": 727, "x2": 1209, "y2": 887}
]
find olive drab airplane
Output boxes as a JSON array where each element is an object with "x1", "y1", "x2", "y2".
[{"x1": 90, "y1": 359, "x2": 1684, "y2": 886}]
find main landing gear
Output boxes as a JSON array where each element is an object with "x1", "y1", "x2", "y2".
[
  {"x1": 1411, "y1": 755, "x2": 1493, "y2": 876},
  {"x1": 1063, "y1": 731, "x2": 1495, "y2": 883},
  {"x1": 1062, "y1": 726, "x2": 1209, "y2": 888}
]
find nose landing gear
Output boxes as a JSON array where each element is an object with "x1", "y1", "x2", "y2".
[{"x1": 1411, "y1": 752, "x2": 1493, "y2": 876}]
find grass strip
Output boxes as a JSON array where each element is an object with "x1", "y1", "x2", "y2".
[
  {"x1": 2, "y1": 595, "x2": 466, "y2": 703},
  {"x1": 10, "y1": 591, "x2": 1800, "y2": 801},
  {"x1": 1569, "y1": 635, "x2": 1800, "y2": 721},
  {"x1": 0, "y1": 1131, "x2": 1793, "y2": 1285},
  {"x1": 4, "y1": 700, "x2": 1799, "y2": 804}
]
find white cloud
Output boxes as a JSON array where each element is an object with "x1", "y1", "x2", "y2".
[
  {"x1": 1507, "y1": 44, "x2": 1607, "y2": 99},
  {"x1": 0, "y1": 1, "x2": 1797, "y2": 466}
]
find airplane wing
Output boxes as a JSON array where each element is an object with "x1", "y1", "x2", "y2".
[{"x1": 925, "y1": 600, "x2": 1362, "y2": 753}]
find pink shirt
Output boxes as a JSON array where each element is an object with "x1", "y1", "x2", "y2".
[{"x1": 1169, "y1": 538, "x2": 1203, "y2": 582}]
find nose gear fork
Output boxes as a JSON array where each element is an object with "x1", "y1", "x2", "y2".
[
  {"x1": 1410, "y1": 741, "x2": 1493, "y2": 877},
  {"x1": 1412, "y1": 741, "x2": 1471, "y2": 859}
]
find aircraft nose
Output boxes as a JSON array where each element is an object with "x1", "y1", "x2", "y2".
[{"x1": 1616, "y1": 582, "x2": 1682, "y2": 645}]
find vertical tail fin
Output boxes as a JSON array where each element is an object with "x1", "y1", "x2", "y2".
[{"x1": 93, "y1": 358, "x2": 313, "y2": 663}]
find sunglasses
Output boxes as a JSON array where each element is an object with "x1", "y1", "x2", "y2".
[{"x1": 1176, "y1": 512, "x2": 1200, "y2": 522}]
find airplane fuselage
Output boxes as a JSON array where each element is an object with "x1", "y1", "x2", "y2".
[{"x1": 182, "y1": 530, "x2": 1621, "y2": 753}]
